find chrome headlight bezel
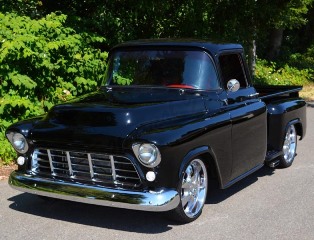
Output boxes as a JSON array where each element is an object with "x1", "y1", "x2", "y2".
[
  {"x1": 6, "y1": 132, "x2": 29, "y2": 154},
  {"x1": 132, "y1": 143, "x2": 161, "y2": 168}
]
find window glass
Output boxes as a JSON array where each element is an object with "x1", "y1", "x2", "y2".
[
  {"x1": 219, "y1": 54, "x2": 247, "y2": 89},
  {"x1": 104, "y1": 50, "x2": 219, "y2": 90}
]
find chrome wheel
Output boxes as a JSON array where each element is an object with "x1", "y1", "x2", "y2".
[
  {"x1": 283, "y1": 125, "x2": 297, "y2": 164},
  {"x1": 180, "y1": 159, "x2": 208, "y2": 218}
]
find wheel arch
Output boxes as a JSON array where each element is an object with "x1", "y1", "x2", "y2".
[
  {"x1": 293, "y1": 120, "x2": 304, "y2": 140},
  {"x1": 286, "y1": 118, "x2": 304, "y2": 140},
  {"x1": 178, "y1": 146, "x2": 223, "y2": 189}
]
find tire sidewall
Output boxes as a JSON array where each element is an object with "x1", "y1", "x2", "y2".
[
  {"x1": 280, "y1": 124, "x2": 297, "y2": 168},
  {"x1": 170, "y1": 157, "x2": 208, "y2": 223}
]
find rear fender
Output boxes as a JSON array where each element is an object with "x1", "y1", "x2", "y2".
[{"x1": 267, "y1": 98, "x2": 306, "y2": 150}]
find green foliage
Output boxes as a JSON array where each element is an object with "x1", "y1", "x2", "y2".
[
  {"x1": 0, "y1": 12, "x2": 107, "y2": 164},
  {"x1": 0, "y1": 132, "x2": 16, "y2": 165},
  {"x1": 3, "y1": 0, "x2": 314, "y2": 63},
  {"x1": 273, "y1": 0, "x2": 313, "y2": 29},
  {"x1": 1, "y1": 1, "x2": 314, "y2": 165},
  {"x1": 254, "y1": 59, "x2": 313, "y2": 86},
  {"x1": 0, "y1": 0, "x2": 43, "y2": 18},
  {"x1": 287, "y1": 45, "x2": 314, "y2": 70}
]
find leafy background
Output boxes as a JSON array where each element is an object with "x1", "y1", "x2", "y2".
[
  {"x1": 0, "y1": 11, "x2": 107, "y2": 164},
  {"x1": 1, "y1": 0, "x2": 314, "y2": 165}
]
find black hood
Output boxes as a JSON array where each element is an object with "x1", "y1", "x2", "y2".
[{"x1": 29, "y1": 87, "x2": 207, "y2": 150}]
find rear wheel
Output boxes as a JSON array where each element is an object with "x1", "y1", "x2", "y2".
[
  {"x1": 279, "y1": 124, "x2": 297, "y2": 168},
  {"x1": 168, "y1": 158, "x2": 208, "y2": 223}
]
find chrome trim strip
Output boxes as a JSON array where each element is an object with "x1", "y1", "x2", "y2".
[
  {"x1": 109, "y1": 155, "x2": 116, "y2": 181},
  {"x1": 65, "y1": 151, "x2": 73, "y2": 176},
  {"x1": 87, "y1": 153, "x2": 94, "y2": 179},
  {"x1": 9, "y1": 171, "x2": 180, "y2": 212},
  {"x1": 47, "y1": 149, "x2": 54, "y2": 175}
]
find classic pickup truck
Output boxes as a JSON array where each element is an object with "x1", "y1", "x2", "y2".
[{"x1": 7, "y1": 39, "x2": 307, "y2": 223}]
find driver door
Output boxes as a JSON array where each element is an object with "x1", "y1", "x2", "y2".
[{"x1": 218, "y1": 52, "x2": 267, "y2": 182}]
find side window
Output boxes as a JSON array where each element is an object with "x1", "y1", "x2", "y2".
[{"x1": 219, "y1": 54, "x2": 247, "y2": 89}]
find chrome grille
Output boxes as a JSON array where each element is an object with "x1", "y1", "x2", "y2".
[{"x1": 31, "y1": 148, "x2": 141, "y2": 187}]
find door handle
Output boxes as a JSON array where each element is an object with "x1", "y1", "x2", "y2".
[{"x1": 248, "y1": 93, "x2": 259, "y2": 98}]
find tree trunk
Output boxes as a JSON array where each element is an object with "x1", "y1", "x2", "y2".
[
  {"x1": 266, "y1": 28, "x2": 284, "y2": 61},
  {"x1": 248, "y1": 39, "x2": 257, "y2": 79}
]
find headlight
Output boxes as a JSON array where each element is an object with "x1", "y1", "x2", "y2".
[
  {"x1": 132, "y1": 143, "x2": 161, "y2": 167},
  {"x1": 6, "y1": 132, "x2": 29, "y2": 154}
]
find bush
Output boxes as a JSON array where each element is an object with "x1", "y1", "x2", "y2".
[
  {"x1": 254, "y1": 59, "x2": 313, "y2": 86},
  {"x1": 0, "y1": 12, "x2": 108, "y2": 165},
  {"x1": 288, "y1": 45, "x2": 314, "y2": 71},
  {"x1": 0, "y1": 0, "x2": 43, "y2": 18},
  {"x1": 0, "y1": 132, "x2": 16, "y2": 165}
]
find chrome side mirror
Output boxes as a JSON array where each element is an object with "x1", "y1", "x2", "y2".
[{"x1": 227, "y1": 79, "x2": 240, "y2": 92}]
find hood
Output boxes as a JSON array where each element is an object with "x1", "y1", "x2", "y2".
[{"x1": 29, "y1": 87, "x2": 206, "y2": 150}]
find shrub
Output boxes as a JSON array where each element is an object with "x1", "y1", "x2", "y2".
[
  {"x1": 0, "y1": 12, "x2": 108, "y2": 164},
  {"x1": 254, "y1": 59, "x2": 313, "y2": 86},
  {"x1": 288, "y1": 45, "x2": 314, "y2": 70}
]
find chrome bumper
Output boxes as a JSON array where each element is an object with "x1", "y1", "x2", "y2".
[{"x1": 9, "y1": 171, "x2": 180, "y2": 212}]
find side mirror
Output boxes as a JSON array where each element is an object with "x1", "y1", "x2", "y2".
[{"x1": 227, "y1": 79, "x2": 240, "y2": 92}]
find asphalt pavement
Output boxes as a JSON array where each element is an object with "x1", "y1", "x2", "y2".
[{"x1": 1, "y1": 106, "x2": 313, "y2": 240}]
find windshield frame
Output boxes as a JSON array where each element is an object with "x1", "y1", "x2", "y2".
[{"x1": 103, "y1": 47, "x2": 220, "y2": 91}]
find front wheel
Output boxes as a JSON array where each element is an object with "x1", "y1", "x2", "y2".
[
  {"x1": 279, "y1": 124, "x2": 297, "y2": 168},
  {"x1": 168, "y1": 158, "x2": 208, "y2": 223}
]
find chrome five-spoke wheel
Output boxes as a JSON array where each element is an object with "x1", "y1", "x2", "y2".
[
  {"x1": 169, "y1": 158, "x2": 208, "y2": 223},
  {"x1": 280, "y1": 124, "x2": 297, "y2": 168}
]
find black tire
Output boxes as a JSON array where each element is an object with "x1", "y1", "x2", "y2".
[
  {"x1": 279, "y1": 124, "x2": 297, "y2": 168},
  {"x1": 168, "y1": 158, "x2": 208, "y2": 223}
]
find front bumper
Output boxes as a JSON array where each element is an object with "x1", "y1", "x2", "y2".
[{"x1": 9, "y1": 171, "x2": 180, "y2": 212}]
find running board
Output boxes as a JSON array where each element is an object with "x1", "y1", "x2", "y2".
[
  {"x1": 265, "y1": 150, "x2": 282, "y2": 162},
  {"x1": 265, "y1": 150, "x2": 283, "y2": 168},
  {"x1": 268, "y1": 159, "x2": 280, "y2": 168},
  {"x1": 223, "y1": 164, "x2": 264, "y2": 189}
]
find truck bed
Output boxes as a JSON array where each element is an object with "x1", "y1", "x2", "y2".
[{"x1": 255, "y1": 85, "x2": 302, "y2": 102}]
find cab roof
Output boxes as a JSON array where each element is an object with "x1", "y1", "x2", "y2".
[{"x1": 111, "y1": 39, "x2": 243, "y2": 56}]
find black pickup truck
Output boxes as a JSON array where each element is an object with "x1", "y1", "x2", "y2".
[{"x1": 7, "y1": 39, "x2": 307, "y2": 223}]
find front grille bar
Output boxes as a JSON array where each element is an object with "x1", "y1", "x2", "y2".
[
  {"x1": 32, "y1": 148, "x2": 141, "y2": 187},
  {"x1": 66, "y1": 151, "x2": 73, "y2": 176},
  {"x1": 47, "y1": 149, "x2": 54, "y2": 175},
  {"x1": 87, "y1": 153, "x2": 94, "y2": 179},
  {"x1": 109, "y1": 155, "x2": 116, "y2": 181}
]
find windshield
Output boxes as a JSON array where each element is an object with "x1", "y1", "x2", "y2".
[{"x1": 104, "y1": 49, "x2": 219, "y2": 90}]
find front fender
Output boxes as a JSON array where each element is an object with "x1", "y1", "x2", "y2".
[
  {"x1": 178, "y1": 146, "x2": 223, "y2": 189},
  {"x1": 123, "y1": 109, "x2": 232, "y2": 189},
  {"x1": 5, "y1": 115, "x2": 46, "y2": 139}
]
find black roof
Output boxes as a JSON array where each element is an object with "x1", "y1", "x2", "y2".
[{"x1": 111, "y1": 38, "x2": 243, "y2": 55}]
